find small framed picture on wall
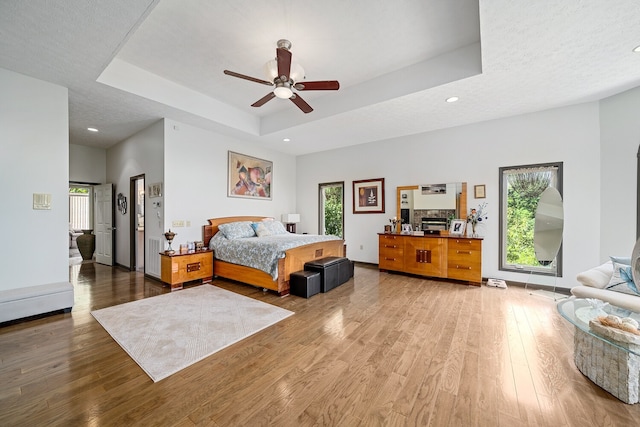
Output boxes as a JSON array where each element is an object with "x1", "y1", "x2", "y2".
[
  {"x1": 474, "y1": 184, "x2": 486, "y2": 199},
  {"x1": 148, "y1": 182, "x2": 162, "y2": 198}
]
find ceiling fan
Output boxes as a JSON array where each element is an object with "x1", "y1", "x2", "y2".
[{"x1": 223, "y1": 39, "x2": 339, "y2": 113}]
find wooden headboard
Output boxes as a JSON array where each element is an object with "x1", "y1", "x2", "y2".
[{"x1": 203, "y1": 216, "x2": 273, "y2": 246}]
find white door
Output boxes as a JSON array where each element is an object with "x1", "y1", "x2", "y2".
[{"x1": 94, "y1": 183, "x2": 114, "y2": 266}]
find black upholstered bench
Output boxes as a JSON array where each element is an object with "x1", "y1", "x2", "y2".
[
  {"x1": 290, "y1": 270, "x2": 321, "y2": 298},
  {"x1": 304, "y1": 256, "x2": 353, "y2": 293}
]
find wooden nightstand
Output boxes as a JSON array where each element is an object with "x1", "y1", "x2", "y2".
[{"x1": 160, "y1": 249, "x2": 213, "y2": 291}]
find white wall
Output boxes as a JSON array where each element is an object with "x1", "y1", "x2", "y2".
[
  {"x1": 69, "y1": 144, "x2": 106, "y2": 183},
  {"x1": 599, "y1": 85, "x2": 640, "y2": 259},
  {"x1": 297, "y1": 102, "x2": 602, "y2": 289},
  {"x1": 0, "y1": 68, "x2": 69, "y2": 291},
  {"x1": 106, "y1": 118, "x2": 297, "y2": 277},
  {"x1": 163, "y1": 119, "x2": 297, "y2": 245},
  {"x1": 106, "y1": 120, "x2": 164, "y2": 270}
]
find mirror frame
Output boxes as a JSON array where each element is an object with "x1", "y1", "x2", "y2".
[
  {"x1": 396, "y1": 183, "x2": 467, "y2": 233},
  {"x1": 533, "y1": 186, "x2": 564, "y2": 266}
]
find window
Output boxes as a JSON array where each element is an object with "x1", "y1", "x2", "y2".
[
  {"x1": 318, "y1": 182, "x2": 344, "y2": 238},
  {"x1": 69, "y1": 185, "x2": 93, "y2": 230},
  {"x1": 499, "y1": 162, "x2": 563, "y2": 276}
]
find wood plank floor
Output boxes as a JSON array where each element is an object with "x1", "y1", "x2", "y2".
[{"x1": 1, "y1": 262, "x2": 639, "y2": 426}]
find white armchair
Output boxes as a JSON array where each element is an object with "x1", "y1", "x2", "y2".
[{"x1": 69, "y1": 225, "x2": 82, "y2": 249}]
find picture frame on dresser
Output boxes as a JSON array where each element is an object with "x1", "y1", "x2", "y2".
[{"x1": 449, "y1": 219, "x2": 466, "y2": 236}]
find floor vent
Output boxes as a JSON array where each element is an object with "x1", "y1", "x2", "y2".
[{"x1": 148, "y1": 238, "x2": 161, "y2": 276}]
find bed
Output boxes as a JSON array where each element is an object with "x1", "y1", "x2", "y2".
[{"x1": 203, "y1": 216, "x2": 345, "y2": 296}]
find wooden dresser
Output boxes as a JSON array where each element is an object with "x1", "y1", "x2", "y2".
[
  {"x1": 378, "y1": 233, "x2": 483, "y2": 285},
  {"x1": 160, "y1": 249, "x2": 213, "y2": 290}
]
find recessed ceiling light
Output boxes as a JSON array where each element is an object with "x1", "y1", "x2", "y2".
[
  {"x1": 87, "y1": 127, "x2": 98, "y2": 132},
  {"x1": 283, "y1": 138, "x2": 291, "y2": 142},
  {"x1": 634, "y1": 45, "x2": 640, "y2": 53},
  {"x1": 446, "y1": 96, "x2": 459, "y2": 103}
]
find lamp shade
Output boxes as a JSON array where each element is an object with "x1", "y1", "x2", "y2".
[{"x1": 281, "y1": 213, "x2": 300, "y2": 223}]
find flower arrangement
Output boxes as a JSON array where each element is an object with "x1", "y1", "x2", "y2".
[
  {"x1": 467, "y1": 202, "x2": 488, "y2": 236},
  {"x1": 389, "y1": 217, "x2": 404, "y2": 231}
]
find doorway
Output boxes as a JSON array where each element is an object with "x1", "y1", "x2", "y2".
[
  {"x1": 130, "y1": 175, "x2": 145, "y2": 272},
  {"x1": 69, "y1": 183, "x2": 93, "y2": 263},
  {"x1": 69, "y1": 184, "x2": 93, "y2": 230}
]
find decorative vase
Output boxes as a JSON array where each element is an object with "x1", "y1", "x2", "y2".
[
  {"x1": 470, "y1": 222, "x2": 477, "y2": 237},
  {"x1": 77, "y1": 229, "x2": 95, "y2": 260}
]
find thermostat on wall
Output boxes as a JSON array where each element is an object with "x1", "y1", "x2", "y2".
[{"x1": 33, "y1": 193, "x2": 51, "y2": 210}]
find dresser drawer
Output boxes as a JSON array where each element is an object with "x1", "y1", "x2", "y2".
[
  {"x1": 448, "y1": 238, "x2": 481, "y2": 252},
  {"x1": 379, "y1": 244, "x2": 403, "y2": 257},
  {"x1": 378, "y1": 234, "x2": 404, "y2": 271},
  {"x1": 447, "y1": 264, "x2": 481, "y2": 282},
  {"x1": 447, "y1": 238, "x2": 481, "y2": 283},
  {"x1": 379, "y1": 245, "x2": 404, "y2": 271},
  {"x1": 379, "y1": 234, "x2": 403, "y2": 244},
  {"x1": 379, "y1": 255, "x2": 404, "y2": 271}
]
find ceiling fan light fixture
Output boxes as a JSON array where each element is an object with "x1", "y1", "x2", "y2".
[
  {"x1": 289, "y1": 62, "x2": 305, "y2": 82},
  {"x1": 274, "y1": 83, "x2": 293, "y2": 99},
  {"x1": 264, "y1": 59, "x2": 279, "y2": 81},
  {"x1": 226, "y1": 39, "x2": 338, "y2": 113},
  {"x1": 264, "y1": 59, "x2": 305, "y2": 83}
]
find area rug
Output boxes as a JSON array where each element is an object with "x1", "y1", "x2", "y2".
[{"x1": 91, "y1": 285, "x2": 294, "y2": 382}]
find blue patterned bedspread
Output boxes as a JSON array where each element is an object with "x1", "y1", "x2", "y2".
[{"x1": 209, "y1": 232, "x2": 342, "y2": 280}]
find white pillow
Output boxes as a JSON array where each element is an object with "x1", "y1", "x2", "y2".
[
  {"x1": 576, "y1": 261, "x2": 613, "y2": 289},
  {"x1": 610, "y1": 255, "x2": 631, "y2": 265},
  {"x1": 251, "y1": 222, "x2": 272, "y2": 237},
  {"x1": 264, "y1": 220, "x2": 288, "y2": 235},
  {"x1": 251, "y1": 220, "x2": 288, "y2": 237},
  {"x1": 218, "y1": 221, "x2": 256, "y2": 240},
  {"x1": 605, "y1": 261, "x2": 640, "y2": 296}
]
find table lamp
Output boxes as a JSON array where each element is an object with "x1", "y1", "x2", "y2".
[{"x1": 281, "y1": 213, "x2": 300, "y2": 233}]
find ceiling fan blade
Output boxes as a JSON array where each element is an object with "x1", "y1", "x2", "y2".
[
  {"x1": 276, "y1": 47, "x2": 292, "y2": 81},
  {"x1": 224, "y1": 70, "x2": 273, "y2": 86},
  {"x1": 290, "y1": 94, "x2": 313, "y2": 113},
  {"x1": 251, "y1": 92, "x2": 276, "y2": 107},
  {"x1": 294, "y1": 80, "x2": 340, "y2": 91}
]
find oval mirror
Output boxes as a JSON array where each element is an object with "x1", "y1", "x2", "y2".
[
  {"x1": 631, "y1": 237, "x2": 640, "y2": 286},
  {"x1": 533, "y1": 187, "x2": 564, "y2": 265}
]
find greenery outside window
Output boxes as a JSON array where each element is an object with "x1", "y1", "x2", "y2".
[
  {"x1": 499, "y1": 162, "x2": 563, "y2": 276},
  {"x1": 319, "y1": 182, "x2": 344, "y2": 238}
]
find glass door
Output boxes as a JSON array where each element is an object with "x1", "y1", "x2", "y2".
[{"x1": 318, "y1": 181, "x2": 344, "y2": 238}]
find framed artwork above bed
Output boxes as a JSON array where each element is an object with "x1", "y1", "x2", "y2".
[{"x1": 228, "y1": 151, "x2": 272, "y2": 200}]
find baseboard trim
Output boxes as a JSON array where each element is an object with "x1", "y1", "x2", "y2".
[{"x1": 498, "y1": 279, "x2": 572, "y2": 295}]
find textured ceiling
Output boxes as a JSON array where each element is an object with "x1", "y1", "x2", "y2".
[{"x1": 1, "y1": 0, "x2": 639, "y2": 156}]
